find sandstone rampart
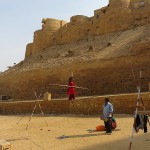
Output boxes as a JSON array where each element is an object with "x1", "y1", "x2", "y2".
[
  {"x1": 25, "y1": 0, "x2": 150, "y2": 58},
  {"x1": 31, "y1": 18, "x2": 67, "y2": 55}
]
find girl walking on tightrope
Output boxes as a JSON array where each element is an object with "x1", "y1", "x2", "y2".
[{"x1": 67, "y1": 77, "x2": 76, "y2": 101}]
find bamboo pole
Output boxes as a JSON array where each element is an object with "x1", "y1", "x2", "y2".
[
  {"x1": 49, "y1": 83, "x2": 90, "y2": 90},
  {"x1": 129, "y1": 70, "x2": 143, "y2": 150}
]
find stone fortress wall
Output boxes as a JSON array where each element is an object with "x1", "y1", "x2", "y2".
[
  {"x1": 0, "y1": 92, "x2": 150, "y2": 115},
  {"x1": 25, "y1": 0, "x2": 150, "y2": 58}
]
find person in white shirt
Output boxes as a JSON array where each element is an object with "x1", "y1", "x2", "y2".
[{"x1": 102, "y1": 98, "x2": 113, "y2": 134}]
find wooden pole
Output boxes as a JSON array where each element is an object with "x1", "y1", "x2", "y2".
[
  {"x1": 129, "y1": 70, "x2": 143, "y2": 150},
  {"x1": 49, "y1": 83, "x2": 90, "y2": 90}
]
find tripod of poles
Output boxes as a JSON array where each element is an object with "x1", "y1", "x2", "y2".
[{"x1": 17, "y1": 91, "x2": 48, "y2": 130}]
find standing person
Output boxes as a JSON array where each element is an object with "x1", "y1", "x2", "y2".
[
  {"x1": 102, "y1": 98, "x2": 113, "y2": 135},
  {"x1": 67, "y1": 77, "x2": 76, "y2": 101}
]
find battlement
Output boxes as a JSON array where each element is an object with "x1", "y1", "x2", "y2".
[
  {"x1": 70, "y1": 15, "x2": 89, "y2": 23},
  {"x1": 42, "y1": 18, "x2": 67, "y2": 31}
]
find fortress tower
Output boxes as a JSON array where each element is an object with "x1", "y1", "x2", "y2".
[
  {"x1": 33, "y1": 19, "x2": 60, "y2": 53},
  {"x1": 42, "y1": 18, "x2": 67, "y2": 32},
  {"x1": 25, "y1": 18, "x2": 67, "y2": 58},
  {"x1": 32, "y1": 18, "x2": 67, "y2": 54}
]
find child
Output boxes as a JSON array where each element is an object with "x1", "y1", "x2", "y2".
[{"x1": 67, "y1": 77, "x2": 76, "y2": 101}]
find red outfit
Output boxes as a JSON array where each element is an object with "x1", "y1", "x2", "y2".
[{"x1": 67, "y1": 81, "x2": 76, "y2": 95}]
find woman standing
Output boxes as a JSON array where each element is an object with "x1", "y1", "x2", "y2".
[{"x1": 67, "y1": 77, "x2": 76, "y2": 101}]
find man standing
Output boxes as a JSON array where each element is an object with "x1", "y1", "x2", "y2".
[{"x1": 103, "y1": 98, "x2": 113, "y2": 135}]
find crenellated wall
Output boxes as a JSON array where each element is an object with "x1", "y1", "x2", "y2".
[{"x1": 25, "y1": 0, "x2": 150, "y2": 59}]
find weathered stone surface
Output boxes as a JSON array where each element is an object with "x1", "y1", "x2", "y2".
[{"x1": 132, "y1": 41, "x2": 150, "y2": 53}]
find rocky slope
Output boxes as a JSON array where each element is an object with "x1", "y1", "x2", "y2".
[{"x1": 0, "y1": 24, "x2": 150, "y2": 100}]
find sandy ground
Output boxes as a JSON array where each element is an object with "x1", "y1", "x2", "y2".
[{"x1": 0, "y1": 114, "x2": 149, "y2": 150}]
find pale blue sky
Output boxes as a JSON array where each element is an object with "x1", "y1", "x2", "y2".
[{"x1": 0, "y1": 0, "x2": 109, "y2": 71}]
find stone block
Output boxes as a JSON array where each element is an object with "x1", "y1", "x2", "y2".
[
  {"x1": 0, "y1": 140, "x2": 11, "y2": 150},
  {"x1": 43, "y1": 92, "x2": 51, "y2": 101}
]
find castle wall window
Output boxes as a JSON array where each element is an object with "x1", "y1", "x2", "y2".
[{"x1": 134, "y1": 3, "x2": 139, "y2": 8}]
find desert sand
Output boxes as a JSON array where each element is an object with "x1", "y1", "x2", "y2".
[{"x1": 0, "y1": 114, "x2": 149, "y2": 150}]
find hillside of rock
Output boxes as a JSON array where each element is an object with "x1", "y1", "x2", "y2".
[{"x1": 0, "y1": 24, "x2": 150, "y2": 100}]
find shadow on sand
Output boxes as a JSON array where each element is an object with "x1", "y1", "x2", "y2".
[
  {"x1": 78, "y1": 132, "x2": 150, "y2": 150},
  {"x1": 57, "y1": 132, "x2": 106, "y2": 140}
]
